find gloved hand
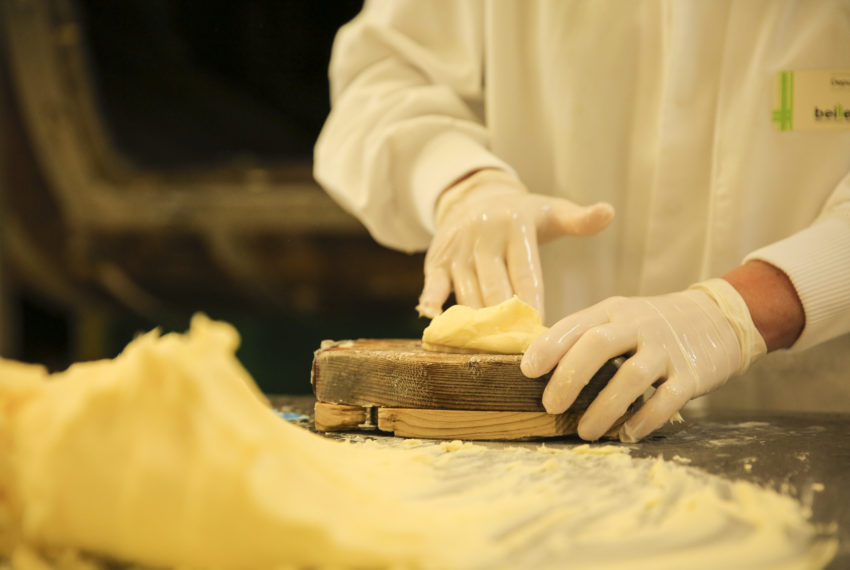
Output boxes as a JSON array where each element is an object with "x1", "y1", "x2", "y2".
[
  {"x1": 520, "y1": 279, "x2": 768, "y2": 442},
  {"x1": 416, "y1": 169, "x2": 614, "y2": 319}
]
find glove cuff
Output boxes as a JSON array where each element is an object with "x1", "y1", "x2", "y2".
[
  {"x1": 688, "y1": 278, "x2": 767, "y2": 373},
  {"x1": 435, "y1": 169, "x2": 527, "y2": 226}
]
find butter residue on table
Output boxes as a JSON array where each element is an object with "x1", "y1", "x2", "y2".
[
  {"x1": 0, "y1": 315, "x2": 837, "y2": 570},
  {"x1": 422, "y1": 296, "x2": 547, "y2": 353}
]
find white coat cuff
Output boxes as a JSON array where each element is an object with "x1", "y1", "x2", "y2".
[
  {"x1": 409, "y1": 131, "x2": 515, "y2": 234},
  {"x1": 744, "y1": 216, "x2": 850, "y2": 351}
]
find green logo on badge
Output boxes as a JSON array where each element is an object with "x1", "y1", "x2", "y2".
[{"x1": 772, "y1": 71, "x2": 794, "y2": 132}]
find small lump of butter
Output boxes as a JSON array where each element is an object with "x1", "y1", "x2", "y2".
[{"x1": 422, "y1": 296, "x2": 547, "y2": 354}]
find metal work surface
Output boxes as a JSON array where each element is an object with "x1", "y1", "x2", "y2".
[
  {"x1": 273, "y1": 396, "x2": 849, "y2": 569},
  {"x1": 621, "y1": 410, "x2": 850, "y2": 569}
]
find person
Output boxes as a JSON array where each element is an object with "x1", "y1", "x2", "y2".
[{"x1": 314, "y1": 1, "x2": 850, "y2": 441}]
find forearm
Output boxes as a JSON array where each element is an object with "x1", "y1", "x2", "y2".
[{"x1": 722, "y1": 260, "x2": 805, "y2": 352}]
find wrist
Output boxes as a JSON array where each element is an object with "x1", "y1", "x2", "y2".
[
  {"x1": 721, "y1": 260, "x2": 805, "y2": 351},
  {"x1": 688, "y1": 278, "x2": 767, "y2": 372},
  {"x1": 434, "y1": 169, "x2": 526, "y2": 226}
]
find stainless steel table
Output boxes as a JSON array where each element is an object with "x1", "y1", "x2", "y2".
[
  {"x1": 629, "y1": 410, "x2": 850, "y2": 569},
  {"x1": 274, "y1": 396, "x2": 850, "y2": 569}
]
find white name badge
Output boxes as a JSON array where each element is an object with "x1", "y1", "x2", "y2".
[{"x1": 772, "y1": 69, "x2": 850, "y2": 131}]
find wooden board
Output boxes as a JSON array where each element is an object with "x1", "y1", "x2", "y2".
[
  {"x1": 311, "y1": 339, "x2": 622, "y2": 412},
  {"x1": 311, "y1": 339, "x2": 631, "y2": 440},
  {"x1": 376, "y1": 408, "x2": 627, "y2": 440},
  {"x1": 313, "y1": 402, "x2": 370, "y2": 432}
]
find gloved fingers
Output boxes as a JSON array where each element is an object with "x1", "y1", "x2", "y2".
[
  {"x1": 450, "y1": 261, "x2": 484, "y2": 309},
  {"x1": 417, "y1": 266, "x2": 452, "y2": 318},
  {"x1": 535, "y1": 198, "x2": 615, "y2": 241},
  {"x1": 473, "y1": 230, "x2": 514, "y2": 307},
  {"x1": 619, "y1": 379, "x2": 691, "y2": 443},
  {"x1": 520, "y1": 304, "x2": 610, "y2": 378},
  {"x1": 540, "y1": 323, "x2": 636, "y2": 415},
  {"x1": 576, "y1": 349, "x2": 667, "y2": 441},
  {"x1": 473, "y1": 252, "x2": 513, "y2": 307},
  {"x1": 506, "y1": 216, "x2": 545, "y2": 320}
]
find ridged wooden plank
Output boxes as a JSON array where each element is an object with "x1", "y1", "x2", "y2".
[{"x1": 311, "y1": 339, "x2": 623, "y2": 413}]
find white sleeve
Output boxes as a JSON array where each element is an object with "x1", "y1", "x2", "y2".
[
  {"x1": 745, "y1": 175, "x2": 850, "y2": 351},
  {"x1": 313, "y1": 0, "x2": 512, "y2": 252}
]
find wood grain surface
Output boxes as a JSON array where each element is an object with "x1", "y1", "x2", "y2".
[
  {"x1": 310, "y1": 339, "x2": 632, "y2": 439},
  {"x1": 375, "y1": 408, "x2": 626, "y2": 440},
  {"x1": 313, "y1": 402, "x2": 370, "y2": 432},
  {"x1": 311, "y1": 339, "x2": 622, "y2": 413}
]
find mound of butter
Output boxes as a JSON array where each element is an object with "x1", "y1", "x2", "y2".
[{"x1": 422, "y1": 296, "x2": 547, "y2": 354}]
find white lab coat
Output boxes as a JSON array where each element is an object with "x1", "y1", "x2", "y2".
[{"x1": 315, "y1": 1, "x2": 850, "y2": 412}]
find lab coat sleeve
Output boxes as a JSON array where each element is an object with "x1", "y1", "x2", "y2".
[
  {"x1": 313, "y1": 0, "x2": 514, "y2": 252},
  {"x1": 745, "y1": 176, "x2": 850, "y2": 351}
]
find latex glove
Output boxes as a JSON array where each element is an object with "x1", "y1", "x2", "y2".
[
  {"x1": 520, "y1": 279, "x2": 768, "y2": 442},
  {"x1": 416, "y1": 169, "x2": 614, "y2": 319}
]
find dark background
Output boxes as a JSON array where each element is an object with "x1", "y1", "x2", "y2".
[
  {"x1": 77, "y1": 0, "x2": 362, "y2": 170},
  {"x1": 1, "y1": 0, "x2": 429, "y2": 394}
]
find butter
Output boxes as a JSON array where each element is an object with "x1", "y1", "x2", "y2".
[
  {"x1": 0, "y1": 315, "x2": 835, "y2": 569},
  {"x1": 422, "y1": 296, "x2": 547, "y2": 354}
]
